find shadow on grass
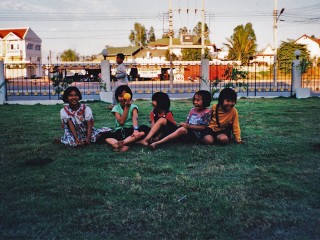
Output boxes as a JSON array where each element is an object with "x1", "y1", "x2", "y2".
[
  {"x1": 311, "y1": 143, "x2": 320, "y2": 152},
  {"x1": 23, "y1": 158, "x2": 54, "y2": 167}
]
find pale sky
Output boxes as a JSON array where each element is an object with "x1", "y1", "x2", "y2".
[{"x1": 0, "y1": 0, "x2": 319, "y2": 60}]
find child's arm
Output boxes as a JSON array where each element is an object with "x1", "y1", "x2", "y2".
[
  {"x1": 84, "y1": 106, "x2": 94, "y2": 144},
  {"x1": 132, "y1": 108, "x2": 140, "y2": 137},
  {"x1": 149, "y1": 111, "x2": 155, "y2": 127},
  {"x1": 180, "y1": 109, "x2": 210, "y2": 131},
  {"x1": 66, "y1": 120, "x2": 82, "y2": 145},
  {"x1": 121, "y1": 107, "x2": 145, "y2": 145},
  {"x1": 232, "y1": 110, "x2": 243, "y2": 144},
  {"x1": 114, "y1": 101, "x2": 131, "y2": 125},
  {"x1": 115, "y1": 65, "x2": 127, "y2": 80},
  {"x1": 180, "y1": 122, "x2": 207, "y2": 131},
  {"x1": 85, "y1": 120, "x2": 92, "y2": 144}
]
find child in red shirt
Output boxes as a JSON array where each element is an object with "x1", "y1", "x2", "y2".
[
  {"x1": 139, "y1": 92, "x2": 177, "y2": 146},
  {"x1": 147, "y1": 90, "x2": 212, "y2": 149}
]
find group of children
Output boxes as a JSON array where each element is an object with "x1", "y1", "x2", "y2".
[{"x1": 59, "y1": 85, "x2": 243, "y2": 151}]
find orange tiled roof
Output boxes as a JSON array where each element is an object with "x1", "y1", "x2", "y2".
[
  {"x1": 0, "y1": 28, "x2": 28, "y2": 39},
  {"x1": 296, "y1": 34, "x2": 320, "y2": 44}
]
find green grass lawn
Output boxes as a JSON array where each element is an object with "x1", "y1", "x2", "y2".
[{"x1": 0, "y1": 98, "x2": 319, "y2": 239}]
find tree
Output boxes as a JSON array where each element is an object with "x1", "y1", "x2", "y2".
[
  {"x1": 148, "y1": 26, "x2": 156, "y2": 43},
  {"x1": 178, "y1": 22, "x2": 211, "y2": 60},
  {"x1": 129, "y1": 22, "x2": 147, "y2": 47},
  {"x1": 277, "y1": 39, "x2": 309, "y2": 73},
  {"x1": 192, "y1": 22, "x2": 210, "y2": 42},
  {"x1": 224, "y1": 23, "x2": 257, "y2": 64},
  {"x1": 165, "y1": 50, "x2": 178, "y2": 61},
  {"x1": 181, "y1": 48, "x2": 211, "y2": 61},
  {"x1": 83, "y1": 55, "x2": 97, "y2": 61},
  {"x1": 178, "y1": 26, "x2": 189, "y2": 37},
  {"x1": 60, "y1": 49, "x2": 79, "y2": 61}
]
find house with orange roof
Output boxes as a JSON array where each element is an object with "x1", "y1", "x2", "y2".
[
  {"x1": 0, "y1": 27, "x2": 42, "y2": 78},
  {"x1": 295, "y1": 34, "x2": 320, "y2": 60}
]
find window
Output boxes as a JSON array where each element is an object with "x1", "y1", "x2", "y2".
[
  {"x1": 11, "y1": 44, "x2": 14, "y2": 50},
  {"x1": 35, "y1": 45, "x2": 41, "y2": 51},
  {"x1": 27, "y1": 43, "x2": 33, "y2": 50}
]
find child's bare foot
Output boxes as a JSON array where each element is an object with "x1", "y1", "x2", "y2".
[
  {"x1": 148, "y1": 142, "x2": 158, "y2": 150},
  {"x1": 111, "y1": 140, "x2": 124, "y2": 150},
  {"x1": 113, "y1": 145, "x2": 130, "y2": 152}
]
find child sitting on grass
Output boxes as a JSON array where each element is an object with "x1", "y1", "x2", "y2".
[
  {"x1": 60, "y1": 86, "x2": 111, "y2": 147},
  {"x1": 147, "y1": 90, "x2": 212, "y2": 149},
  {"x1": 104, "y1": 85, "x2": 148, "y2": 152},
  {"x1": 139, "y1": 91, "x2": 177, "y2": 146},
  {"x1": 202, "y1": 88, "x2": 244, "y2": 145}
]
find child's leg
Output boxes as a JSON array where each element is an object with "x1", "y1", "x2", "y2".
[
  {"x1": 105, "y1": 137, "x2": 122, "y2": 148},
  {"x1": 150, "y1": 127, "x2": 187, "y2": 149},
  {"x1": 200, "y1": 127, "x2": 215, "y2": 145},
  {"x1": 105, "y1": 137, "x2": 130, "y2": 152},
  {"x1": 139, "y1": 118, "x2": 168, "y2": 146},
  {"x1": 122, "y1": 131, "x2": 145, "y2": 146},
  {"x1": 202, "y1": 134, "x2": 214, "y2": 145},
  {"x1": 216, "y1": 134, "x2": 229, "y2": 145}
]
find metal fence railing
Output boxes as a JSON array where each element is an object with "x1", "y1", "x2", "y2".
[
  {"x1": 302, "y1": 63, "x2": 320, "y2": 91},
  {"x1": 4, "y1": 60, "x2": 320, "y2": 100},
  {"x1": 208, "y1": 61, "x2": 294, "y2": 96}
]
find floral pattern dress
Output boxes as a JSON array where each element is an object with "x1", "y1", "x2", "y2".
[{"x1": 60, "y1": 104, "x2": 111, "y2": 146}]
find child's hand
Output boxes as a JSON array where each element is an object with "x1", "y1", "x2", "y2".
[
  {"x1": 131, "y1": 130, "x2": 140, "y2": 140},
  {"x1": 236, "y1": 139, "x2": 245, "y2": 144},
  {"x1": 125, "y1": 99, "x2": 132, "y2": 107},
  {"x1": 85, "y1": 137, "x2": 91, "y2": 145},
  {"x1": 75, "y1": 138, "x2": 82, "y2": 146},
  {"x1": 179, "y1": 122, "x2": 188, "y2": 128}
]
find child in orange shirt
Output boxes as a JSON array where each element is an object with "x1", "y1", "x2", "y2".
[{"x1": 202, "y1": 88, "x2": 244, "y2": 145}]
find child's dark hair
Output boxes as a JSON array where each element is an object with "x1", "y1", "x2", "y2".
[
  {"x1": 194, "y1": 90, "x2": 212, "y2": 107},
  {"x1": 116, "y1": 53, "x2": 125, "y2": 60},
  {"x1": 62, "y1": 86, "x2": 82, "y2": 103},
  {"x1": 152, "y1": 92, "x2": 171, "y2": 112},
  {"x1": 218, "y1": 88, "x2": 237, "y2": 106},
  {"x1": 115, "y1": 85, "x2": 132, "y2": 101}
]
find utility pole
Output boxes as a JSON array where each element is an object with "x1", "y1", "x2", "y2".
[
  {"x1": 273, "y1": 0, "x2": 284, "y2": 87},
  {"x1": 201, "y1": 0, "x2": 205, "y2": 58},
  {"x1": 168, "y1": 0, "x2": 207, "y2": 88},
  {"x1": 273, "y1": 0, "x2": 277, "y2": 87},
  {"x1": 169, "y1": 0, "x2": 173, "y2": 89}
]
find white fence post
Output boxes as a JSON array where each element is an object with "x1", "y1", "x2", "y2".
[
  {"x1": 292, "y1": 50, "x2": 310, "y2": 98},
  {"x1": 292, "y1": 59, "x2": 301, "y2": 91},
  {"x1": 0, "y1": 60, "x2": 6, "y2": 104},
  {"x1": 200, "y1": 59, "x2": 210, "y2": 92},
  {"x1": 99, "y1": 58, "x2": 113, "y2": 102}
]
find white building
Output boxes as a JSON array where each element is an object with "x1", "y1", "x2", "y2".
[
  {"x1": 253, "y1": 44, "x2": 275, "y2": 66},
  {"x1": 295, "y1": 34, "x2": 320, "y2": 60},
  {"x1": 0, "y1": 27, "x2": 42, "y2": 78}
]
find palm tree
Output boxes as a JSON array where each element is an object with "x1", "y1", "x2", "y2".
[{"x1": 224, "y1": 23, "x2": 257, "y2": 64}]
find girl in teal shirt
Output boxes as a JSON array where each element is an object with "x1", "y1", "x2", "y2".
[{"x1": 105, "y1": 85, "x2": 148, "y2": 152}]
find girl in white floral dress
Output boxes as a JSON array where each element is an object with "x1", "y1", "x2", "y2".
[{"x1": 60, "y1": 86, "x2": 111, "y2": 147}]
